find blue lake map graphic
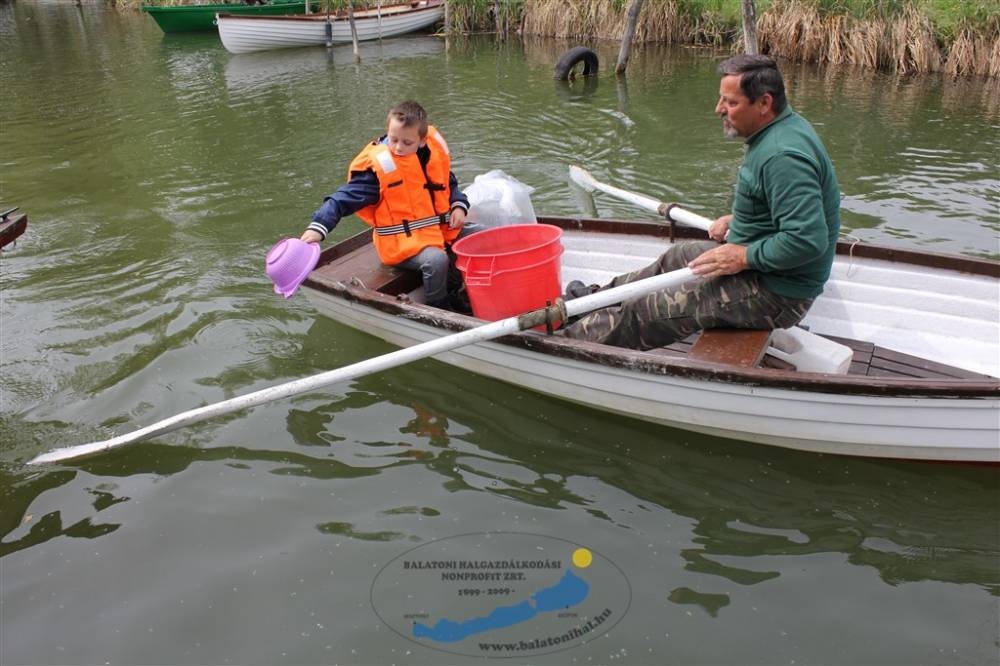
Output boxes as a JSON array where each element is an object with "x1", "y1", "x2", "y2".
[{"x1": 413, "y1": 570, "x2": 590, "y2": 643}]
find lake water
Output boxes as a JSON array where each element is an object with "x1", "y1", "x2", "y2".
[{"x1": 1, "y1": 2, "x2": 998, "y2": 664}]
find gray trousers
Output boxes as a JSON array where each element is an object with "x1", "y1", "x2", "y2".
[
  {"x1": 560, "y1": 240, "x2": 814, "y2": 350},
  {"x1": 397, "y1": 225, "x2": 478, "y2": 305}
]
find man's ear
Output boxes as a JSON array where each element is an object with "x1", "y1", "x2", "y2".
[{"x1": 758, "y1": 92, "x2": 774, "y2": 115}]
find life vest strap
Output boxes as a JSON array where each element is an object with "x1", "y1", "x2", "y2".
[{"x1": 374, "y1": 212, "x2": 450, "y2": 236}]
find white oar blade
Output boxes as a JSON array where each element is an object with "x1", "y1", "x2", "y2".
[{"x1": 568, "y1": 165, "x2": 599, "y2": 192}]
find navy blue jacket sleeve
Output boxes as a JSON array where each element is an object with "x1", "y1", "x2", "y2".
[
  {"x1": 449, "y1": 172, "x2": 470, "y2": 213},
  {"x1": 307, "y1": 170, "x2": 380, "y2": 240}
]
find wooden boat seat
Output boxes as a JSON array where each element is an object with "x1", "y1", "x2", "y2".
[
  {"x1": 315, "y1": 242, "x2": 421, "y2": 296},
  {"x1": 687, "y1": 328, "x2": 774, "y2": 368}
]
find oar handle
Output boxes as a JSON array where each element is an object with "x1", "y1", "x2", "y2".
[{"x1": 659, "y1": 203, "x2": 714, "y2": 232}]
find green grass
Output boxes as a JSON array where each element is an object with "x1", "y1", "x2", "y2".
[{"x1": 667, "y1": 0, "x2": 998, "y2": 37}]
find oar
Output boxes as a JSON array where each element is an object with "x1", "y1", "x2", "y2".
[
  {"x1": 28, "y1": 267, "x2": 699, "y2": 465},
  {"x1": 568, "y1": 165, "x2": 712, "y2": 232}
]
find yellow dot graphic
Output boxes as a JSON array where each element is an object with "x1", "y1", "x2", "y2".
[{"x1": 572, "y1": 548, "x2": 593, "y2": 568}]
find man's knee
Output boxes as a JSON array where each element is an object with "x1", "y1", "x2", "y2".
[{"x1": 659, "y1": 240, "x2": 718, "y2": 269}]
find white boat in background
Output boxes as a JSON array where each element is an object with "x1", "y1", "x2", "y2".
[
  {"x1": 301, "y1": 216, "x2": 1000, "y2": 463},
  {"x1": 217, "y1": 0, "x2": 445, "y2": 54}
]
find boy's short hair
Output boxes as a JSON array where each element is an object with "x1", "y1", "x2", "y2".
[
  {"x1": 717, "y1": 54, "x2": 787, "y2": 114},
  {"x1": 387, "y1": 100, "x2": 428, "y2": 137}
]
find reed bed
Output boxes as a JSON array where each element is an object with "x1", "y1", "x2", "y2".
[
  {"x1": 121, "y1": 0, "x2": 998, "y2": 77},
  {"x1": 943, "y1": 18, "x2": 1000, "y2": 77},
  {"x1": 519, "y1": 0, "x2": 733, "y2": 45},
  {"x1": 447, "y1": 0, "x2": 525, "y2": 34},
  {"x1": 519, "y1": 0, "x2": 999, "y2": 78},
  {"x1": 758, "y1": 1, "x2": 941, "y2": 74}
]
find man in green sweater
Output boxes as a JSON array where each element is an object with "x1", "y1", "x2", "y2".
[{"x1": 561, "y1": 54, "x2": 841, "y2": 350}]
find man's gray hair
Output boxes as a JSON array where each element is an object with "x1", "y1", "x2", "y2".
[{"x1": 718, "y1": 55, "x2": 787, "y2": 114}]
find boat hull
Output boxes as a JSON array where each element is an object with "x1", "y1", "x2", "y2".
[
  {"x1": 142, "y1": 1, "x2": 307, "y2": 33},
  {"x1": 217, "y1": 1, "x2": 445, "y2": 54},
  {"x1": 300, "y1": 216, "x2": 998, "y2": 463},
  {"x1": 302, "y1": 287, "x2": 998, "y2": 462}
]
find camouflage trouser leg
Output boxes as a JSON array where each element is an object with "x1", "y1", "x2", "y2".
[{"x1": 560, "y1": 240, "x2": 815, "y2": 350}]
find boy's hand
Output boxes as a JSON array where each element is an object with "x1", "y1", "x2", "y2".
[
  {"x1": 449, "y1": 207, "x2": 466, "y2": 230},
  {"x1": 300, "y1": 230, "x2": 323, "y2": 244}
]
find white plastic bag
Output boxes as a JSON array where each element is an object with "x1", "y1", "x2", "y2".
[{"x1": 463, "y1": 170, "x2": 537, "y2": 228}]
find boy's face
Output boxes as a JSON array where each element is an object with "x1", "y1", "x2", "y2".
[{"x1": 386, "y1": 117, "x2": 425, "y2": 157}]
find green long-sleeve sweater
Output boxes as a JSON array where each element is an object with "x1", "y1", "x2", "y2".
[{"x1": 727, "y1": 105, "x2": 841, "y2": 299}]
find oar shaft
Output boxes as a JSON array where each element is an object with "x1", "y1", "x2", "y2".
[
  {"x1": 28, "y1": 316, "x2": 522, "y2": 465},
  {"x1": 564, "y1": 267, "x2": 696, "y2": 319},
  {"x1": 666, "y1": 206, "x2": 713, "y2": 232},
  {"x1": 591, "y1": 180, "x2": 663, "y2": 215},
  {"x1": 569, "y1": 165, "x2": 714, "y2": 232},
  {"x1": 28, "y1": 267, "x2": 699, "y2": 465}
]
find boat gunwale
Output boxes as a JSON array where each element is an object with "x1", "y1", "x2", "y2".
[
  {"x1": 303, "y1": 216, "x2": 1000, "y2": 398},
  {"x1": 217, "y1": 0, "x2": 443, "y2": 22},
  {"x1": 142, "y1": 1, "x2": 305, "y2": 14}
]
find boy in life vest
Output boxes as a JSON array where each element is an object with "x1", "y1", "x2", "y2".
[{"x1": 300, "y1": 100, "x2": 473, "y2": 311}]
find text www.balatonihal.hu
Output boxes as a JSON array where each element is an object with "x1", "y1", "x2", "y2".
[{"x1": 477, "y1": 608, "x2": 612, "y2": 652}]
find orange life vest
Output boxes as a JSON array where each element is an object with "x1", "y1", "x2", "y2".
[{"x1": 348, "y1": 126, "x2": 459, "y2": 266}]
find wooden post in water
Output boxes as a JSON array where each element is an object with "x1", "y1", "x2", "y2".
[
  {"x1": 325, "y1": 2, "x2": 333, "y2": 47},
  {"x1": 348, "y1": 2, "x2": 361, "y2": 61},
  {"x1": 616, "y1": 0, "x2": 643, "y2": 75},
  {"x1": 444, "y1": 0, "x2": 451, "y2": 34},
  {"x1": 741, "y1": 0, "x2": 758, "y2": 55}
]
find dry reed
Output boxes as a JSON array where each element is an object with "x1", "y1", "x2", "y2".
[
  {"x1": 520, "y1": 0, "x2": 730, "y2": 45},
  {"x1": 944, "y1": 19, "x2": 1000, "y2": 78},
  {"x1": 758, "y1": 0, "x2": 941, "y2": 75}
]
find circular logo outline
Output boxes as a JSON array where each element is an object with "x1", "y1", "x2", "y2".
[{"x1": 370, "y1": 530, "x2": 632, "y2": 658}]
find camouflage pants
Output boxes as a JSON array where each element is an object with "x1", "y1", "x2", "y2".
[{"x1": 560, "y1": 240, "x2": 814, "y2": 350}]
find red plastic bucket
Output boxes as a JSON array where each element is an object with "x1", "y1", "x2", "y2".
[{"x1": 452, "y1": 224, "x2": 564, "y2": 321}]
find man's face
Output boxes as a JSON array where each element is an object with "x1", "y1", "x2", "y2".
[
  {"x1": 715, "y1": 74, "x2": 771, "y2": 139},
  {"x1": 386, "y1": 117, "x2": 425, "y2": 157}
]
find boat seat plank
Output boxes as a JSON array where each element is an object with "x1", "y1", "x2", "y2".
[
  {"x1": 312, "y1": 242, "x2": 420, "y2": 296},
  {"x1": 688, "y1": 329, "x2": 773, "y2": 368},
  {"x1": 869, "y1": 347, "x2": 994, "y2": 380},
  {"x1": 823, "y1": 334, "x2": 874, "y2": 365}
]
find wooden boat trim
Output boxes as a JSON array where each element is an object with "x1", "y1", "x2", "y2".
[
  {"x1": 0, "y1": 212, "x2": 27, "y2": 249},
  {"x1": 304, "y1": 216, "x2": 999, "y2": 399}
]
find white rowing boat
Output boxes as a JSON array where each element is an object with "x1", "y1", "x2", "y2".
[
  {"x1": 301, "y1": 216, "x2": 1000, "y2": 463},
  {"x1": 217, "y1": 0, "x2": 445, "y2": 54}
]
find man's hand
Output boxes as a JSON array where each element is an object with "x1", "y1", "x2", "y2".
[
  {"x1": 449, "y1": 207, "x2": 466, "y2": 230},
  {"x1": 300, "y1": 230, "x2": 323, "y2": 244},
  {"x1": 689, "y1": 243, "x2": 748, "y2": 278},
  {"x1": 709, "y1": 214, "x2": 732, "y2": 242}
]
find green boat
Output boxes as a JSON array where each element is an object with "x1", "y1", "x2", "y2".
[{"x1": 142, "y1": 1, "x2": 308, "y2": 33}]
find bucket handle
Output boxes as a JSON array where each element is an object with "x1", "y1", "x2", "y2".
[{"x1": 462, "y1": 256, "x2": 496, "y2": 287}]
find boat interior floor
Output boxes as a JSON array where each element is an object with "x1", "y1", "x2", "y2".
[{"x1": 310, "y1": 243, "x2": 993, "y2": 382}]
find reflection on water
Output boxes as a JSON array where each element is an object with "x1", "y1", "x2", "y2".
[
  {"x1": 2, "y1": 2, "x2": 998, "y2": 664},
  {"x1": 223, "y1": 36, "x2": 445, "y2": 94}
]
